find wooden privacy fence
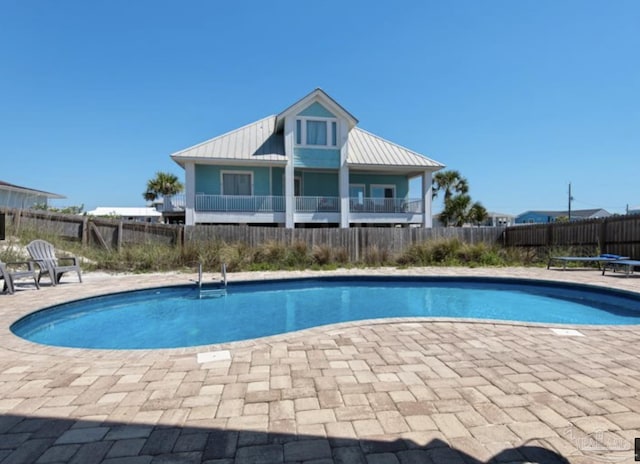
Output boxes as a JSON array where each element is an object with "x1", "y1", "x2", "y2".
[
  {"x1": 1, "y1": 208, "x2": 505, "y2": 260},
  {"x1": 185, "y1": 225, "x2": 505, "y2": 262},
  {"x1": 1, "y1": 208, "x2": 182, "y2": 250},
  {"x1": 503, "y1": 215, "x2": 640, "y2": 259},
  {"x1": 6, "y1": 208, "x2": 640, "y2": 260}
]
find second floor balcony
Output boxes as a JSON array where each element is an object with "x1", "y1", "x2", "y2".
[{"x1": 159, "y1": 194, "x2": 423, "y2": 215}]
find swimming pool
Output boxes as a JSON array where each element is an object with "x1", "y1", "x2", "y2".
[{"x1": 11, "y1": 276, "x2": 640, "y2": 349}]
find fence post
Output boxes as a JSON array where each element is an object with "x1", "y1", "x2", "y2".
[
  {"x1": 14, "y1": 208, "x2": 22, "y2": 235},
  {"x1": 82, "y1": 216, "x2": 88, "y2": 246},
  {"x1": 599, "y1": 218, "x2": 608, "y2": 253},
  {"x1": 117, "y1": 221, "x2": 123, "y2": 252},
  {"x1": 546, "y1": 223, "x2": 554, "y2": 247}
]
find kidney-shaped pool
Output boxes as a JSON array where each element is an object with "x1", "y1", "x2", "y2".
[{"x1": 11, "y1": 276, "x2": 640, "y2": 349}]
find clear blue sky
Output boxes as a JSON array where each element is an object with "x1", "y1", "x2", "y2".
[{"x1": 1, "y1": 0, "x2": 638, "y2": 215}]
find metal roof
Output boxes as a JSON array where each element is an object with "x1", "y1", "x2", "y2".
[
  {"x1": 347, "y1": 127, "x2": 443, "y2": 169},
  {"x1": 518, "y1": 209, "x2": 611, "y2": 218},
  {"x1": 87, "y1": 207, "x2": 161, "y2": 217},
  {"x1": 170, "y1": 90, "x2": 444, "y2": 171},
  {"x1": 171, "y1": 116, "x2": 286, "y2": 166},
  {"x1": 0, "y1": 180, "x2": 65, "y2": 199}
]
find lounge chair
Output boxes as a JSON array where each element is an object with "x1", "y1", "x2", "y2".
[
  {"x1": 602, "y1": 259, "x2": 640, "y2": 277},
  {"x1": 26, "y1": 239, "x2": 82, "y2": 286},
  {"x1": 547, "y1": 254, "x2": 629, "y2": 270},
  {"x1": 0, "y1": 261, "x2": 40, "y2": 294}
]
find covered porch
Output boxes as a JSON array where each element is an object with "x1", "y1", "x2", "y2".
[{"x1": 159, "y1": 193, "x2": 425, "y2": 226}]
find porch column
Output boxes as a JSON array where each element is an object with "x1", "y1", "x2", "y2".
[
  {"x1": 339, "y1": 119, "x2": 350, "y2": 228},
  {"x1": 422, "y1": 170, "x2": 433, "y2": 228},
  {"x1": 284, "y1": 117, "x2": 295, "y2": 228},
  {"x1": 185, "y1": 162, "x2": 196, "y2": 226}
]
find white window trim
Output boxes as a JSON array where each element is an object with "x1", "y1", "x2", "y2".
[
  {"x1": 221, "y1": 170, "x2": 254, "y2": 196},
  {"x1": 370, "y1": 184, "x2": 396, "y2": 199},
  {"x1": 295, "y1": 116, "x2": 339, "y2": 148}
]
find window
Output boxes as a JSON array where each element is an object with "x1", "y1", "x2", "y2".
[
  {"x1": 295, "y1": 117, "x2": 338, "y2": 147},
  {"x1": 371, "y1": 185, "x2": 395, "y2": 199},
  {"x1": 306, "y1": 120, "x2": 326, "y2": 145},
  {"x1": 222, "y1": 172, "x2": 252, "y2": 195},
  {"x1": 371, "y1": 185, "x2": 396, "y2": 212}
]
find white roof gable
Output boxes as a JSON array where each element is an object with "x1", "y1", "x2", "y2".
[{"x1": 276, "y1": 88, "x2": 358, "y2": 131}]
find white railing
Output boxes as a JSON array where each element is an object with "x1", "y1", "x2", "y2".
[
  {"x1": 187, "y1": 194, "x2": 423, "y2": 214},
  {"x1": 349, "y1": 197, "x2": 423, "y2": 213},
  {"x1": 295, "y1": 196, "x2": 340, "y2": 213},
  {"x1": 158, "y1": 194, "x2": 186, "y2": 212},
  {"x1": 196, "y1": 195, "x2": 285, "y2": 212}
]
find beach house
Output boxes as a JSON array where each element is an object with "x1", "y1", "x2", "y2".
[{"x1": 167, "y1": 89, "x2": 444, "y2": 228}]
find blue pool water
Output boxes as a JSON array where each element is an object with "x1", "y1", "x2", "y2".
[{"x1": 11, "y1": 277, "x2": 640, "y2": 349}]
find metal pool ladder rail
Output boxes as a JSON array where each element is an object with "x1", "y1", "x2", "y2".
[{"x1": 196, "y1": 262, "x2": 227, "y2": 298}]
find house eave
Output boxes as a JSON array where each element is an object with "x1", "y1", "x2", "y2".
[
  {"x1": 347, "y1": 163, "x2": 444, "y2": 175},
  {"x1": 171, "y1": 155, "x2": 287, "y2": 168},
  {"x1": 0, "y1": 181, "x2": 65, "y2": 199}
]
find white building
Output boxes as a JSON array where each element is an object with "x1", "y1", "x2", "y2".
[
  {"x1": 86, "y1": 207, "x2": 162, "y2": 223},
  {"x1": 0, "y1": 180, "x2": 65, "y2": 209}
]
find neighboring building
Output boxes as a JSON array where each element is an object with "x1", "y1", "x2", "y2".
[
  {"x1": 86, "y1": 207, "x2": 162, "y2": 223},
  {"x1": 484, "y1": 212, "x2": 515, "y2": 227},
  {"x1": 0, "y1": 180, "x2": 65, "y2": 209},
  {"x1": 515, "y1": 208, "x2": 611, "y2": 224},
  {"x1": 432, "y1": 211, "x2": 515, "y2": 227},
  {"x1": 168, "y1": 88, "x2": 444, "y2": 228},
  {"x1": 628, "y1": 205, "x2": 640, "y2": 215}
]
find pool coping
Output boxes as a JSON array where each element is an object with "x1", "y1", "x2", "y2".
[{"x1": 2, "y1": 266, "x2": 639, "y2": 360}]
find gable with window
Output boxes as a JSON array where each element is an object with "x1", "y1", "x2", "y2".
[{"x1": 294, "y1": 102, "x2": 339, "y2": 148}]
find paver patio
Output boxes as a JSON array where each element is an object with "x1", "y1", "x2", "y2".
[{"x1": 0, "y1": 267, "x2": 639, "y2": 463}]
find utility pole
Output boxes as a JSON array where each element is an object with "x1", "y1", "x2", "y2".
[{"x1": 568, "y1": 182, "x2": 573, "y2": 222}]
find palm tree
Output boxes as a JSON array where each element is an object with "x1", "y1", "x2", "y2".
[
  {"x1": 432, "y1": 170, "x2": 469, "y2": 202},
  {"x1": 440, "y1": 194, "x2": 472, "y2": 227},
  {"x1": 143, "y1": 172, "x2": 184, "y2": 202},
  {"x1": 440, "y1": 196, "x2": 490, "y2": 227},
  {"x1": 468, "y1": 202, "x2": 489, "y2": 226}
]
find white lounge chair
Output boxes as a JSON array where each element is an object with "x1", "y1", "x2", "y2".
[
  {"x1": 0, "y1": 261, "x2": 40, "y2": 294},
  {"x1": 26, "y1": 239, "x2": 82, "y2": 286}
]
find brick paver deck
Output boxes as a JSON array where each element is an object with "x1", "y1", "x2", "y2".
[{"x1": 1, "y1": 267, "x2": 639, "y2": 463}]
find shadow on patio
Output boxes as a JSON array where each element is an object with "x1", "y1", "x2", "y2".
[{"x1": 0, "y1": 413, "x2": 571, "y2": 463}]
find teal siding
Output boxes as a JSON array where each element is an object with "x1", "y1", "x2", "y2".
[
  {"x1": 195, "y1": 165, "x2": 272, "y2": 195},
  {"x1": 348, "y1": 174, "x2": 409, "y2": 198},
  {"x1": 297, "y1": 171, "x2": 339, "y2": 196},
  {"x1": 294, "y1": 148, "x2": 340, "y2": 168},
  {"x1": 272, "y1": 167, "x2": 285, "y2": 196},
  {"x1": 297, "y1": 102, "x2": 335, "y2": 118}
]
